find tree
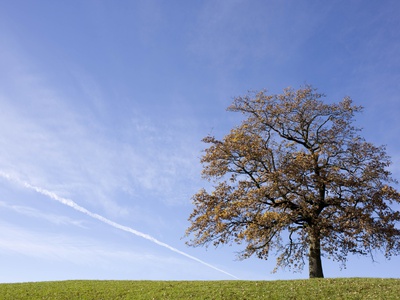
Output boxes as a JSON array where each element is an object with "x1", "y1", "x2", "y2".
[{"x1": 186, "y1": 85, "x2": 400, "y2": 278}]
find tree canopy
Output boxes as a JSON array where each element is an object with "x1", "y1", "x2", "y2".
[{"x1": 186, "y1": 85, "x2": 400, "y2": 278}]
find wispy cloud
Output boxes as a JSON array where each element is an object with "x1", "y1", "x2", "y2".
[
  {"x1": 0, "y1": 172, "x2": 238, "y2": 279},
  {"x1": 0, "y1": 200, "x2": 87, "y2": 228},
  {"x1": 0, "y1": 219, "x2": 239, "y2": 281},
  {"x1": 0, "y1": 60, "x2": 202, "y2": 218},
  {"x1": 0, "y1": 220, "x2": 173, "y2": 267}
]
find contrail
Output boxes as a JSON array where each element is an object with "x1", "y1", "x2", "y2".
[{"x1": 0, "y1": 172, "x2": 239, "y2": 279}]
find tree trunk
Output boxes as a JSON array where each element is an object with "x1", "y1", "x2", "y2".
[{"x1": 309, "y1": 229, "x2": 324, "y2": 278}]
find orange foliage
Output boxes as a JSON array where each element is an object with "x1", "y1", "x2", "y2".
[{"x1": 186, "y1": 85, "x2": 400, "y2": 278}]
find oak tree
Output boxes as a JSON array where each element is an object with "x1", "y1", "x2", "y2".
[{"x1": 186, "y1": 86, "x2": 400, "y2": 278}]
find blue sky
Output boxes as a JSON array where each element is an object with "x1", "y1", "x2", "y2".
[{"x1": 0, "y1": 0, "x2": 399, "y2": 282}]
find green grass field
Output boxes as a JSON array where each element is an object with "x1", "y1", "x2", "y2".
[{"x1": 0, "y1": 278, "x2": 399, "y2": 299}]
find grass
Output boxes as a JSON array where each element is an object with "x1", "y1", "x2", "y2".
[{"x1": 0, "y1": 278, "x2": 399, "y2": 299}]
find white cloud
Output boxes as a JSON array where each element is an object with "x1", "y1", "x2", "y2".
[
  {"x1": 0, "y1": 200, "x2": 87, "y2": 228},
  {"x1": 0, "y1": 173, "x2": 238, "y2": 279},
  {"x1": 0, "y1": 68, "x2": 201, "y2": 219},
  {"x1": 0, "y1": 221, "x2": 171, "y2": 267},
  {"x1": 0, "y1": 220, "x2": 238, "y2": 281}
]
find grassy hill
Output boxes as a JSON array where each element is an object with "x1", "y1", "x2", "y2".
[{"x1": 0, "y1": 278, "x2": 399, "y2": 299}]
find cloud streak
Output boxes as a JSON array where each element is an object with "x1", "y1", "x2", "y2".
[
  {"x1": 0, "y1": 200, "x2": 87, "y2": 228},
  {"x1": 0, "y1": 171, "x2": 238, "y2": 279}
]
